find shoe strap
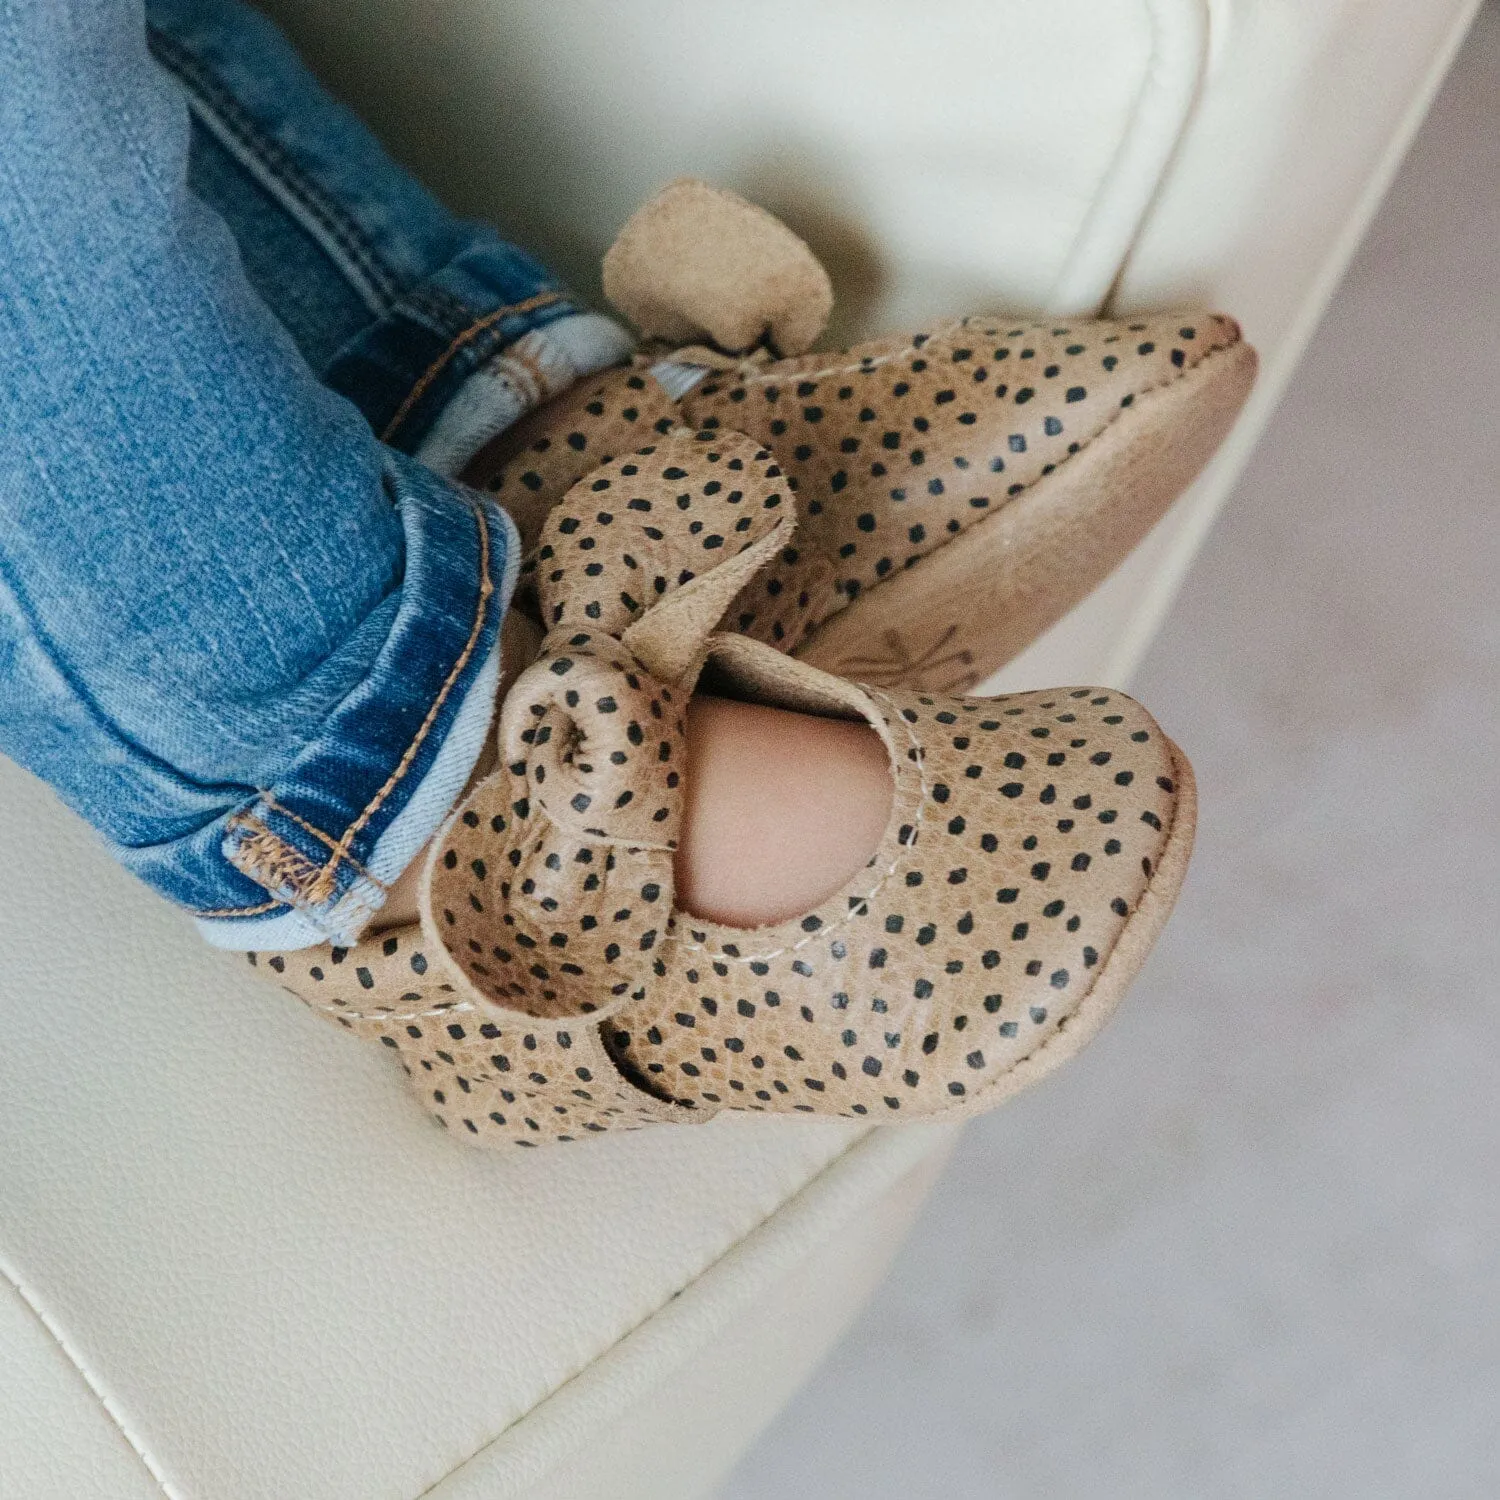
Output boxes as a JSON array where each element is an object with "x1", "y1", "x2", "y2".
[{"x1": 249, "y1": 924, "x2": 694, "y2": 1133}]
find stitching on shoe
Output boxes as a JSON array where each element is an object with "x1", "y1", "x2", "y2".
[
  {"x1": 672, "y1": 688, "x2": 926, "y2": 963},
  {"x1": 308, "y1": 997, "x2": 476, "y2": 1023},
  {"x1": 380, "y1": 291, "x2": 566, "y2": 442},
  {"x1": 988, "y1": 335, "x2": 1241, "y2": 502},
  {"x1": 708, "y1": 319, "x2": 968, "y2": 391}
]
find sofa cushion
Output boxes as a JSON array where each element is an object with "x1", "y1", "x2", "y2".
[{"x1": 0, "y1": 756, "x2": 926, "y2": 1496}]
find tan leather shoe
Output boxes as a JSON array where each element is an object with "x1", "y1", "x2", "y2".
[
  {"x1": 473, "y1": 179, "x2": 1257, "y2": 692},
  {"x1": 255, "y1": 429, "x2": 1195, "y2": 1147}
]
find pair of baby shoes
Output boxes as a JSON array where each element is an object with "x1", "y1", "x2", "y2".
[{"x1": 254, "y1": 182, "x2": 1252, "y2": 1147}]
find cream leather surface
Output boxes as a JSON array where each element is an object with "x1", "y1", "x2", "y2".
[
  {"x1": 1, "y1": 1, "x2": 1482, "y2": 1495},
  {"x1": 0, "y1": 1289, "x2": 164, "y2": 1500},
  {"x1": 0, "y1": 781, "x2": 920, "y2": 1497},
  {"x1": 263, "y1": 0, "x2": 1207, "y2": 334},
  {"x1": 1056, "y1": 0, "x2": 1487, "y2": 690}
]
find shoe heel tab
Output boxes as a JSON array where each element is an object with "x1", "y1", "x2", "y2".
[{"x1": 602, "y1": 177, "x2": 833, "y2": 358}]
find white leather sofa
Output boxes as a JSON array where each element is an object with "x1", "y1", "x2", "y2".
[{"x1": 0, "y1": 3, "x2": 1481, "y2": 1496}]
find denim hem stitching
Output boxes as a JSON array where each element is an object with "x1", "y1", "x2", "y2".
[
  {"x1": 216, "y1": 494, "x2": 495, "y2": 915},
  {"x1": 251, "y1": 791, "x2": 388, "y2": 888},
  {"x1": 224, "y1": 812, "x2": 329, "y2": 902},
  {"x1": 334, "y1": 496, "x2": 495, "y2": 847},
  {"x1": 196, "y1": 896, "x2": 282, "y2": 919},
  {"x1": 378, "y1": 290, "x2": 566, "y2": 443}
]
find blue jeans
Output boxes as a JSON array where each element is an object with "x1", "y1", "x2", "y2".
[{"x1": 0, "y1": 0, "x2": 631, "y2": 949}]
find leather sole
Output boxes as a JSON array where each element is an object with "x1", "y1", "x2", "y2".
[{"x1": 794, "y1": 338, "x2": 1258, "y2": 692}]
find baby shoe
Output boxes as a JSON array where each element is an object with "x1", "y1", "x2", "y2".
[
  {"x1": 474, "y1": 178, "x2": 1257, "y2": 691},
  {"x1": 254, "y1": 428, "x2": 1195, "y2": 1147}
]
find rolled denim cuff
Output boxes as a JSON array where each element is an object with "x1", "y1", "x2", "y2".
[
  {"x1": 148, "y1": 0, "x2": 635, "y2": 476},
  {"x1": 325, "y1": 266, "x2": 634, "y2": 473},
  {"x1": 126, "y1": 460, "x2": 517, "y2": 951},
  {"x1": 414, "y1": 311, "x2": 635, "y2": 477}
]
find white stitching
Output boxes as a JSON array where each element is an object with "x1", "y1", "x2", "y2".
[
  {"x1": 303, "y1": 998, "x2": 475, "y2": 1023},
  {"x1": 753, "y1": 313, "x2": 1233, "y2": 393},
  {"x1": 671, "y1": 688, "x2": 928, "y2": 963},
  {"x1": 0, "y1": 1258, "x2": 177, "y2": 1496}
]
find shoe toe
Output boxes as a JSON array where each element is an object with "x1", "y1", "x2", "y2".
[
  {"x1": 611, "y1": 680, "x2": 1194, "y2": 1121},
  {"x1": 687, "y1": 312, "x2": 1248, "y2": 632}
]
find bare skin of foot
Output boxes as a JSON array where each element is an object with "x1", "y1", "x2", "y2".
[
  {"x1": 379, "y1": 694, "x2": 891, "y2": 932},
  {"x1": 673, "y1": 696, "x2": 891, "y2": 927}
]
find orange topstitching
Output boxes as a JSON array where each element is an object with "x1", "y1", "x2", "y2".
[{"x1": 378, "y1": 290, "x2": 565, "y2": 443}]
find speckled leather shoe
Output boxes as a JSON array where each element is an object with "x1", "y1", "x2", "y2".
[
  {"x1": 254, "y1": 428, "x2": 1195, "y2": 1147},
  {"x1": 473, "y1": 178, "x2": 1256, "y2": 692}
]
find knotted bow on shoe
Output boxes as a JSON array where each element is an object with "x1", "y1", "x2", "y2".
[
  {"x1": 257, "y1": 429, "x2": 798, "y2": 1144},
  {"x1": 425, "y1": 429, "x2": 794, "y2": 1022}
]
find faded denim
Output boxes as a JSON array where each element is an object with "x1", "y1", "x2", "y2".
[{"x1": 0, "y1": 0, "x2": 629, "y2": 948}]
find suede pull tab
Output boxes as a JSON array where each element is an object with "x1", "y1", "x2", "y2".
[{"x1": 602, "y1": 178, "x2": 833, "y2": 357}]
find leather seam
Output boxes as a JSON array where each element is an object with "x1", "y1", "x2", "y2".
[
  {"x1": 307, "y1": 996, "x2": 473, "y2": 1024},
  {"x1": 1047, "y1": 0, "x2": 1209, "y2": 310},
  {"x1": 671, "y1": 688, "x2": 927, "y2": 963},
  {"x1": 0, "y1": 1257, "x2": 176, "y2": 1497},
  {"x1": 697, "y1": 319, "x2": 968, "y2": 391},
  {"x1": 975, "y1": 332, "x2": 1240, "y2": 516}
]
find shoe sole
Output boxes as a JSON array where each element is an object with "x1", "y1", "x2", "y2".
[
  {"x1": 794, "y1": 337, "x2": 1258, "y2": 692},
  {"x1": 944, "y1": 732, "x2": 1197, "y2": 1122}
]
